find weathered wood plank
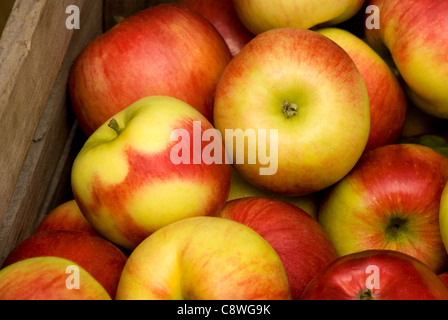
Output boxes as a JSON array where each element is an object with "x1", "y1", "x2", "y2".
[{"x1": 0, "y1": 0, "x2": 103, "y2": 263}]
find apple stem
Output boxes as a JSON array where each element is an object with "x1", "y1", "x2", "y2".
[
  {"x1": 108, "y1": 118, "x2": 123, "y2": 135},
  {"x1": 358, "y1": 288, "x2": 375, "y2": 300},
  {"x1": 282, "y1": 101, "x2": 298, "y2": 119}
]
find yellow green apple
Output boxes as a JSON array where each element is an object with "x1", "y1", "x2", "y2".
[
  {"x1": 214, "y1": 28, "x2": 370, "y2": 196},
  {"x1": 71, "y1": 96, "x2": 231, "y2": 250},
  {"x1": 115, "y1": 216, "x2": 291, "y2": 300}
]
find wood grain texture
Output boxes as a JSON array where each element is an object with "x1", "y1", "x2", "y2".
[
  {"x1": 0, "y1": 0, "x2": 15, "y2": 36},
  {"x1": 0, "y1": 0, "x2": 102, "y2": 263}
]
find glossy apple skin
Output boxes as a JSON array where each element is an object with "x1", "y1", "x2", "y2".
[
  {"x1": 301, "y1": 250, "x2": 448, "y2": 300},
  {"x1": 177, "y1": 0, "x2": 253, "y2": 56},
  {"x1": 116, "y1": 216, "x2": 291, "y2": 300},
  {"x1": 71, "y1": 96, "x2": 231, "y2": 250},
  {"x1": 215, "y1": 197, "x2": 337, "y2": 299},
  {"x1": 0, "y1": 257, "x2": 111, "y2": 300},
  {"x1": 68, "y1": 4, "x2": 232, "y2": 136},
  {"x1": 439, "y1": 270, "x2": 448, "y2": 287},
  {"x1": 33, "y1": 200, "x2": 98, "y2": 236},
  {"x1": 318, "y1": 28, "x2": 407, "y2": 152},
  {"x1": 232, "y1": 0, "x2": 365, "y2": 34},
  {"x1": 319, "y1": 144, "x2": 448, "y2": 274},
  {"x1": 2, "y1": 230, "x2": 127, "y2": 299},
  {"x1": 214, "y1": 28, "x2": 370, "y2": 196},
  {"x1": 365, "y1": 0, "x2": 448, "y2": 119}
]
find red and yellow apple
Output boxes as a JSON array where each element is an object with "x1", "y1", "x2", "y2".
[
  {"x1": 177, "y1": 0, "x2": 253, "y2": 57},
  {"x1": 2, "y1": 230, "x2": 127, "y2": 299},
  {"x1": 232, "y1": 0, "x2": 365, "y2": 34},
  {"x1": 33, "y1": 200, "x2": 99, "y2": 236},
  {"x1": 365, "y1": 0, "x2": 448, "y2": 119},
  {"x1": 317, "y1": 27, "x2": 407, "y2": 152},
  {"x1": 215, "y1": 197, "x2": 337, "y2": 299},
  {"x1": 439, "y1": 270, "x2": 448, "y2": 287},
  {"x1": 301, "y1": 250, "x2": 448, "y2": 300},
  {"x1": 68, "y1": 4, "x2": 232, "y2": 135},
  {"x1": 213, "y1": 28, "x2": 370, "y2": 196},
  {"x1": 227, "y1": 166, "x2": 319, "y2": 219},
  {"x1": 115, "y1": 216, "x2": 291, "y2": 300},
  {"x1": 318, "y1": 144, "x2": 448, "y2": 274},
  {"x1": 0, "y1": 257, "x2": 111, "y2": 300},
  {"x1": 71, "y1": 96, "x2": 231, "y2": 250}
]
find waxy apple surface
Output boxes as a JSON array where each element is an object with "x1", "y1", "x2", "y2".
[
  {"x1": 318, "y1": 27, "x2": 407, "y2": 152},
  {"x1": 69, "y1": 4, "x2": 232, "y2": 135},
  {"x1": 2, "y1": 230, "x2": 127, "y2": 299},
  {"x1": 178, "y1": 0, "x2": 253, "y2": 57},
  {"x1": 215, "y1": 197, "x2": 338, "y2": 299},
  {"x1": 232, "y1": 0, "x2": 365, "y2": 34},
  {"x1": 0, "y1": 257, "x2": 111, "y2": 300},
  {"x1": 33, "y1": 200, "x2": 99, "y2": 236},
  {"x1": 301, "y1": 250, "x2": 448, "y2": 300},
  {"x1": 116, "y1": 216, "x2": 291, "y2": 300},
  {"x1": 365, "y1": 0, "x2": 448, "y2": 119},
  {"x1": 71, "y1": 96, "x2": 230, "y2": 250},
  {"x1": 214, "y1": 28, "x2": 370, "y2": 196},
  {"x1": 319, "y1": 144, "x2": 448, "y2": 274}
]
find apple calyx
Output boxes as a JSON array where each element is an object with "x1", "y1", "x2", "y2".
[
  {"x1": 108, "y1": 118, "x2": 124, "y2": 135},
  {"x1": 385, "y1": 217, "x2": 408, "y2": 242},
  {"x1": 282, "y1": 101, "x2": 298, "y2": 119},
  {"x1": 357, "y1": 288, "x2": 375, "y2": 300}
]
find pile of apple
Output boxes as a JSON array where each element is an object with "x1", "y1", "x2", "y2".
[{"x1": 1, "y1": 0, "x2": 448, "y2": 300}]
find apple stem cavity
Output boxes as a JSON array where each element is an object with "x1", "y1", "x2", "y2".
[
  {"x1": 282, "y1": 101, "x2": 298, "y2": 119},
  {"x1": 108, "y1": 118, "x2": 123, "y2": 136},
  {"x1": 357, "y1": 288, "x2": 375, "y2": 300}
]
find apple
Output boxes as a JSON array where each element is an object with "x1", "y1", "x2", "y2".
[
  {"x1": 232, "y1": 0, "x2": 365, "y2": 35},
  {"x1": 317, "y1": 27, "x2": 407, "y2": 152},
  {"x1": 301, "y1": 250, "x2": 448, "y2": 300},
  {"x1": 2, "y1": 230, "x2": 127, "y2": 299},
  {"x1": 33, "y1": 199, "x2": 99, "y2": 236},
  {"x1": 213, "y1": 27, "x2": 370, "y2": 196},
  {"x1": 0, "y1": 257, "x2": 111, "y2": 300},
  {"x1": 318, "y1": 144, "x2": 448, "y2": 274},
  {"x1": 68, "y1": 4, "x2": 232, "y2": 136},
  {"x1": 214, "y1": 197, "x2": 337, "y2": 299},
  {"x1": 365, "y1": 0, "x2": 448, "y2": 119},
  {"x1": 177, "y1": 0, "x2": 253, "y2": 57},
  {"x1": 71, "y1": 96, "x2": 231, "y2": 250},
  {"x1": 227, "y1": 166, "x2": 320, "y2": 219},
  {"x1": 115, "y1": 216, "x2": 291, "y2": 300},
  {"x1": 439, "y1": 270, "x2": 448, "y2": 288}
]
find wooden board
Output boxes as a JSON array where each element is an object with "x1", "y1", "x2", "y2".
[
  {"x1": 0, "y1": 0, "x2": 103, "y2": 264},
  {"x1": 0, "y1": 0, "x2": 15, "y2": 36}
]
